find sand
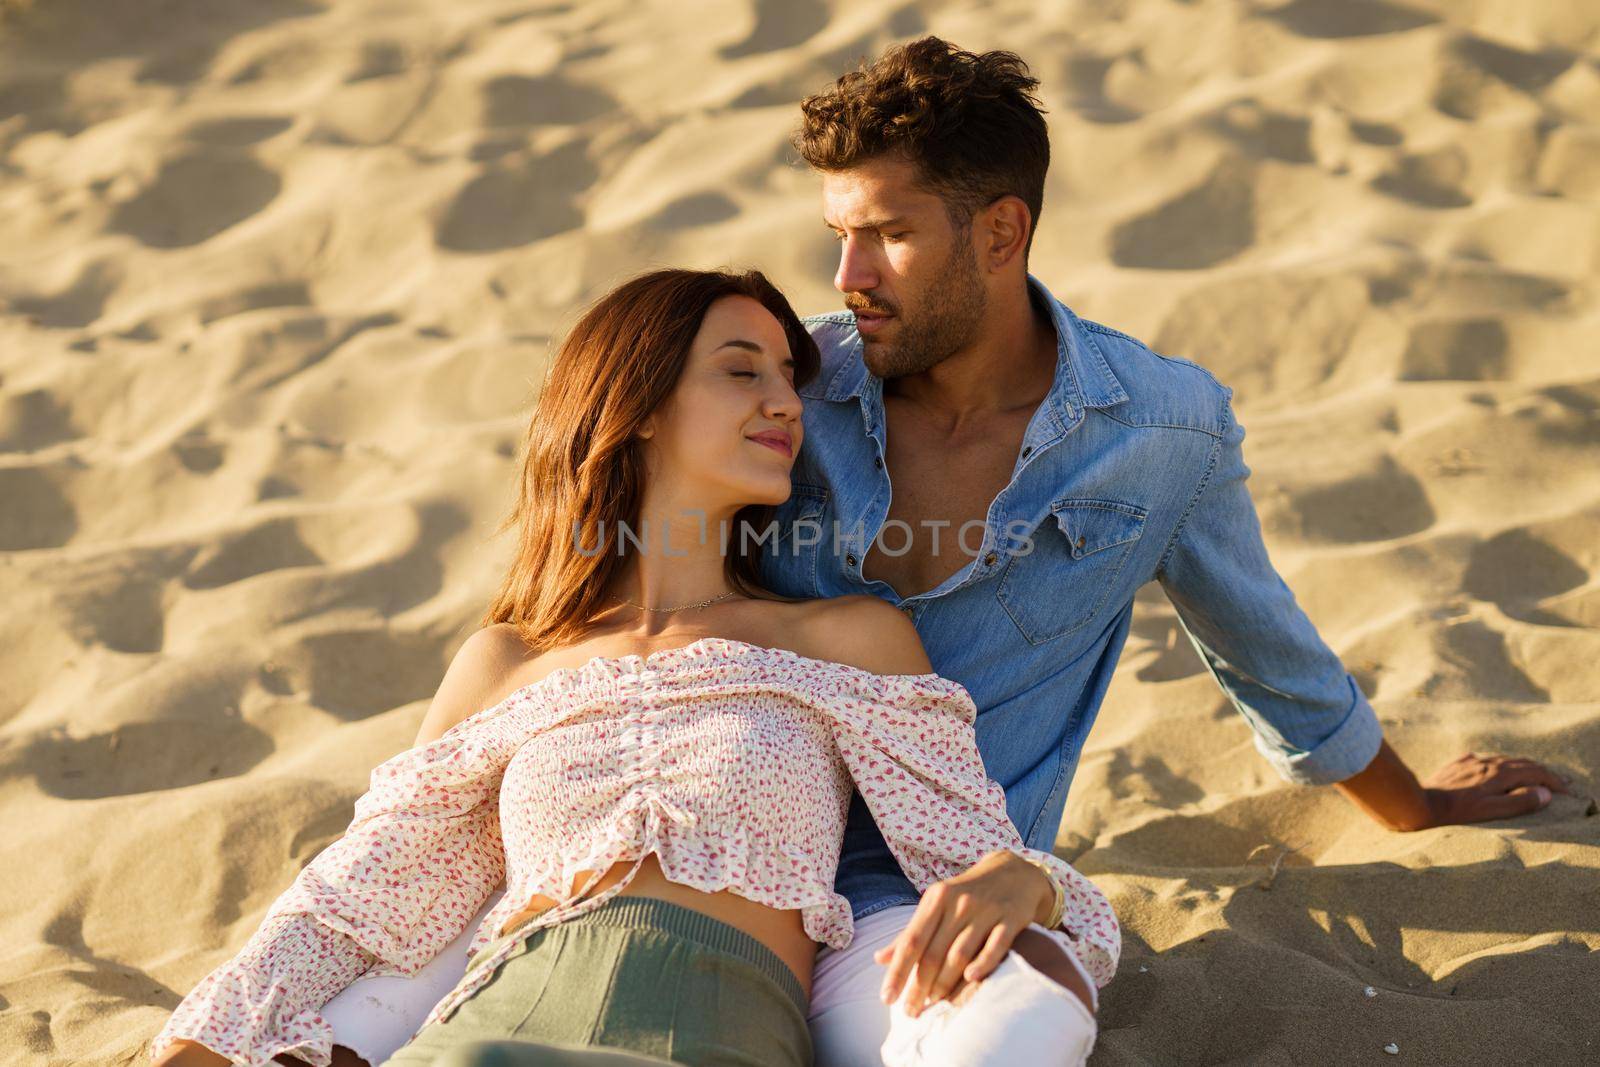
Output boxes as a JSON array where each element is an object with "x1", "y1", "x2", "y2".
[{"x1": 1, "y1": 0, "x2": 1597, "y2": 1063}]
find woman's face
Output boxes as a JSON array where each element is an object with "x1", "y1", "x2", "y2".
[{"x1": 639, "y1": 294, "x2": 804, "y2": 513}]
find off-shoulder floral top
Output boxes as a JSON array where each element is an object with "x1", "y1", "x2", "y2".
[{"x1": 150, "y1": 636, "x2": 1121, "y2": 1066}]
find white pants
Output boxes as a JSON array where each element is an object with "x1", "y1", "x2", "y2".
[
  {"x1": 321, "y1": 893, "x2": 1098, "y2": 1066},
  {"x1": 811, "y1": 904, "x2": 1098, "y2": 1067}
]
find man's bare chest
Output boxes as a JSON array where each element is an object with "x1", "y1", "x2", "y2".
[{"x1": 861, "y1": 424, "x2": 1027, "y2": 600}]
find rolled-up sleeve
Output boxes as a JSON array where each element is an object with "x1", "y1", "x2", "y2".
[{"x1": 1156, "y1": 390, "x2": 1384, "y2": 786}]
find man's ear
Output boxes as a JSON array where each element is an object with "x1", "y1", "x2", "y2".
[{"x1": 980, "y1": 195, "x2": 1031, "y2": 272}]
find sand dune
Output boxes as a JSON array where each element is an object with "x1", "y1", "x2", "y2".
[{"x1": 1, "y1": 0, "x2": 1597, "y2": 1063}]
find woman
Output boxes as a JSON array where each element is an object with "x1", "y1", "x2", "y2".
[{"x1": 149, "y1": 268, "x2": 1120, "y2": 1067}]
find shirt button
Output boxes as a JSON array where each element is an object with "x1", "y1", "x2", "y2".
[
  {"x1": 1022, "y1": 446, "x2": 1032, "y2": 457},
  {"x1": 845, "y1": 553, "x2": 857, "y2": 566},
  {"x1": 983, "y1": 551, "x2": 997, "y2": 566},
  {"x1": 874, "y1": 456, "x2": 882, "y2": 468}
]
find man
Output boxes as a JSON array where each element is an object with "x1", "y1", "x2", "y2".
[{"x1": 754, "y1": 34, "x2": 1574, "y2": 1067}]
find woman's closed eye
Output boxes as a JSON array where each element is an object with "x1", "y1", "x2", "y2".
[{"x1": 729, "y1": 368, "x2": 797, "y2": 389}]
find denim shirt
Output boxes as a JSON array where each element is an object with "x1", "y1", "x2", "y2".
[{"x1": 755, "y1": 273, "x2": 1385, "y2": 924}]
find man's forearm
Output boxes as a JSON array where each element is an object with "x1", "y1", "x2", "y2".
[{"x1": 1330, "y1": 738, "x2": 1437, "y2": 831}]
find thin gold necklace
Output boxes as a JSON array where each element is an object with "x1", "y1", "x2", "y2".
[{"x1": 609, "y1": 590, "x2": 738, "y2": 613}]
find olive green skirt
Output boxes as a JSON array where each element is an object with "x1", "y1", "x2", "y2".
[{"x1": 385, "y1": 895, "x2": 813, "y2": 1067}]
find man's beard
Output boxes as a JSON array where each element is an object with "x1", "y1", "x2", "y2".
[{"x1": 864, "y1": 232, "x2": 988, "y2": 380}]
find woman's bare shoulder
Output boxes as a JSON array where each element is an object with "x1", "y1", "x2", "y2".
[
  {"x1": 412, "y1": 624, "x2": 542, "y2": 747},
  {"x1": 792, "y1": 595, "x2": 934, "y2": 678}
]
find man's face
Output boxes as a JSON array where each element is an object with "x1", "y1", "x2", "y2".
[{"x1": 821, "y1": 155, "x2": 989, "y2": 379}]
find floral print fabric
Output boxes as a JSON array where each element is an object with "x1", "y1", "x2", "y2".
[{"x1": 150, "y1": 636, "x2": 1121, "y2": 1066}]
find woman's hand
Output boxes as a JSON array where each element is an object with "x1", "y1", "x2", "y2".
[{"x1": 873, "y1": 849, "x2": 1055, "y2": 1018}]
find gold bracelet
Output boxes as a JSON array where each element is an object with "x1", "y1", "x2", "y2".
[{"x1": 1019, "y1": 853, "x2": 1066, "y2": 929}]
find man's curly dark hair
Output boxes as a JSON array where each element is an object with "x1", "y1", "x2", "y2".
[{"x1": 792, "y1": 36, "x2": 1050, "y2": 259}]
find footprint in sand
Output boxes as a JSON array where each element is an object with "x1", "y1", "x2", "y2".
[
  {"x1": 179, "y1": 115, "x2": 293, "y2": 147},
  {"x1": 1400, "y1": 319, "x2": 1508, "y2": 381},
  {"x1": 1287, "y1": 458, "x2": 1436, "y2": 544},
  {"x1": 300, "y1": 628, "x2": 457, "y2": 721},
  {"x1": 182, "y1": 519, "x2": 325, "y2": 591},
  {"x1": 1464, "y1": 528, "x2": 1588, "y2": 623},
  {"x1": 1371, "y1": 146, "x2": 1475, "y2": 209},
  {"x1": 1430, "y1": 619, "x2": 1551, "y2": 702},
  {"x1": 0, "y1": 389, "x2": 80, "y2": 452},
  {"x1": 12, "y1": 719, "x2": 275, "y2": 799},
  {"x1": 436, "y1": 140, "x2": 597, "y2": 251},
  {"x1": 1263, "y1": 0, "x2": 1437, "y2": 40},
  {"x1": 9, "y1": 259, "x2": 123, "y2": 330},
  {"x1": 108, "y1": 152, "x2": 282, "y2": 249},
  {"x1": 719, "y1": 0, "x2": 828, "y2": 60},
  {"x1": 482, "y1": 74, "x2": 616, "y2": 127},
  {"x1": 1109, "y1": 161, "x2": 1255, "y2": 270},
  {"x1": 0, "y1": 466, "x2": 77, "y2": 550}
]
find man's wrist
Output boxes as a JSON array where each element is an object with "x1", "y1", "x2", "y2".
[
  {"x1": 1419, "y1": 787, "x2": 1451, "y2": 829},
  {"x1": 1331, "y1": 738, "x2": 1439, "y2": 832}
]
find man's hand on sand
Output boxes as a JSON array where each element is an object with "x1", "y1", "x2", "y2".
[
  {"x1": 1333, "y1": 739, "x2": 1577, "y2": 831},
  {"x1": 1419, "y1": 752, "x2": 1577, "y2": 826}
]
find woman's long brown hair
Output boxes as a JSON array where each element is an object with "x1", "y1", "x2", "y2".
[{"x1": 479, "y1": 268, "x2": 822, "y2": 655}]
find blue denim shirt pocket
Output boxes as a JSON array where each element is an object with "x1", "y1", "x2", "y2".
[{"x1": 996, "y1": 497, "x2": 1149, "y2": 644}]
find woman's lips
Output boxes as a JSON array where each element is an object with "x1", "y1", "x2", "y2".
[
  {"x1": 855, "y1": 312, "x2": 892, "y2": 335},
  {"x1": 749, "y1": 436, "x2": 792, "y2": 458}
]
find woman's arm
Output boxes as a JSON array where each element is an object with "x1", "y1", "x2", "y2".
[
  {"x1": 150, "y1": 630, "x2": 525, "y2": 1066},
  {"x1": 149, "y1": 911, "x2": 382, "y2": 1065},
  {"x1": 813, "y1": 598, "x2": 1121, "y2": 1019},
  {"x1": 151, "y1": 780, "x2": 505, "y2": 1067}
]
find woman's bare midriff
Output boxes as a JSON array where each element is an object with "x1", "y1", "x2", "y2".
[{"x1": 492, "y1": 851, "x2": 819, "y2": 1000}]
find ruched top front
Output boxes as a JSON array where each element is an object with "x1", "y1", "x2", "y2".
[{"x1": 150, "y1": 635, "x2": 1122, "y2": 1067}]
